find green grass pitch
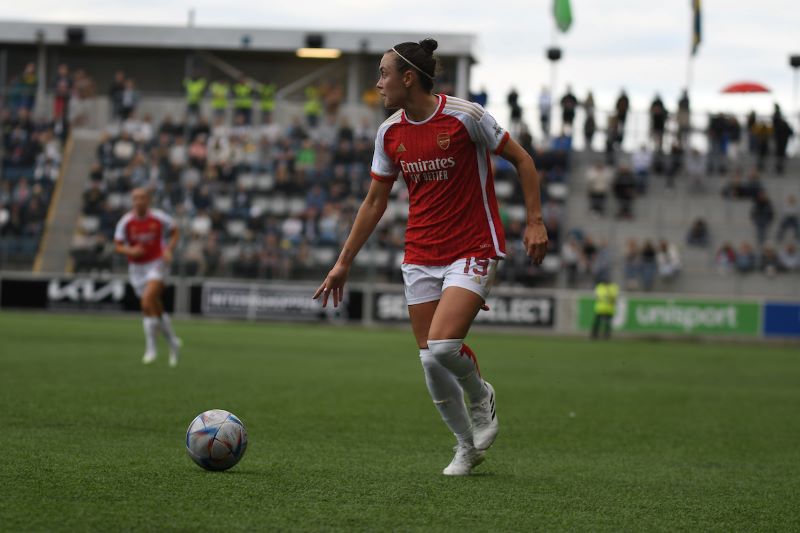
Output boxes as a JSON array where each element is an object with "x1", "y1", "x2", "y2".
[{"x1": 1, "y1": 311, "x2": 799, "y2": 531}]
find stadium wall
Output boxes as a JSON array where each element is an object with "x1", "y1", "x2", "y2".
[{"x1": 1, "y1": 272, "x2": 798, "y2": 341}]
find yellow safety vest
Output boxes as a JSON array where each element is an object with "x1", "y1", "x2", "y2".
[
  {"x1": 594, "y1": 283, "x2": 619, "y2": 315},
  {"x1": 184, "y1": 78, "x2": 207, "y2": 105},
  {"x1": 304, "y1": 86, "x2": 322, "y2": 116},
  {"x1": 209, "y1": 82, "x2": 229, "y2": 110},
  {"x1": 260, "y1": 83, "x2": 276, "y2": 112},
  {"x1": 233, "y1": 83, "x2": 253, "y2": 109}
]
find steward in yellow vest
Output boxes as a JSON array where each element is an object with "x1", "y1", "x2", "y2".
[
  {"x1": 184, "y1": 76, "x2": 207, "y2": 117},
  {"x1": 304, "y1": 86, "x2": 322, "y2": 128},
  {"x1": 260, "y1": 83, "x2": 276, "y2": 122},
  {"x1": 592, "y1": 281, "x2": 618, "y2": 339},
  {"x1": 209, "y1": 80, "x2": 230, "y2": 119},
  {"x1": 233, "y1": 78, "x2": 254, "y2": 124}
]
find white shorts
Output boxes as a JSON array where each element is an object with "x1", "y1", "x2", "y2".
[
  {"x1": 128, "y1": 258, "x2": 165, "y2": 297},
  {"x1": 401, "y1": 257, "x2": 499, "y2": 305}
]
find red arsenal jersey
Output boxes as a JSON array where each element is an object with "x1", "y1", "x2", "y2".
[
  {"x1": 370, "y1": 94, "x2": 511, "y2": 266},
  {"x1": 114, "y1": 209, "x2": 174, "y2": 264}
]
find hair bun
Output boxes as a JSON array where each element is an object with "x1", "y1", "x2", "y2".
[{"x1": 419, "y1": 38, "x2": 438, "y2": 55}]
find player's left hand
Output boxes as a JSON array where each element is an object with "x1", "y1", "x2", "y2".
[
  {"x1": 162, "y1": 249, "x2": 173, "y2": 263},
  {"x1": 523, "y1": 222, "x2": 548, "y2": 265},
  {"x1": 313, "y1": 263, "x2": 349, "y2": 308}
]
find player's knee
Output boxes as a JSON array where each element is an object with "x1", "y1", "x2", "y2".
[
  {"x1": 419, "y1": 348, "x2": 438, "y2": 370},
  {"x1": 427, "y1": 338, "x2": 463, "y2": 365}
]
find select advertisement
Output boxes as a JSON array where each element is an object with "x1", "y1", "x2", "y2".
[{"x1": 577, "y1": 296, "x2": 760, "y2": 336}]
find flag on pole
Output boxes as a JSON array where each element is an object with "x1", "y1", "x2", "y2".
[
  {"x1": 554, "y1": 0, "x2": 573, "y2": 33},
  {"x1": 691, "y1": 0, "x2": 702, "y2": 56}
]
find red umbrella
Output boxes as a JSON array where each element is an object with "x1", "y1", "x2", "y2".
[{"x1": 721, "y1": 82, "x2": 771, "y2": 94}]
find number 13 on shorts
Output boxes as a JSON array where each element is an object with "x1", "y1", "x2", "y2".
[{"x1": 460, "y1": 257, "x2": 498, "y2": 291}]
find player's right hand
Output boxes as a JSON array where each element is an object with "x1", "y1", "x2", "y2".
[
  {"x1": 129, "y1": 245, "x2": 145, "y2": 258},
  {"x1": 313, "y1": 263, "x2": 349, "y2": 308}
]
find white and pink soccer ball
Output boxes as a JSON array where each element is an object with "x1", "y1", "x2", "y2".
[{"x1": 186, "y1": 409, "x2": 248, "y2": 471}]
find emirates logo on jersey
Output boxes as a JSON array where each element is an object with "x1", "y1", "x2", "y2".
[{"x1": 437, "y1": 132, "x2": 450, "y2": 150}]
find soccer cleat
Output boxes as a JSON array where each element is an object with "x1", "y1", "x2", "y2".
[
  {"x1": 142, "y1": 351, "x2": 157, "y2": 365},
  {"x1": 169, "y1": 338, "x2": 183, "y2": 368},
  {"x1": 443, "y1": 443, "x2": 485, "y2": 476},
  {"x1": 470, "y1": 381, "x2": 499, "y2": 450}
]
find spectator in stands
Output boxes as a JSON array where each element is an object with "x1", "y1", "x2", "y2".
[
  {"x1": 735, "y1": 242, "x2": 757, "y2": 273},
  {"x1": 120, "y1": 79, "x2": 138, "y2": 120},
  {"x1": 109, "y1": 71, "x2": 126, "y2": 121},
  {"x1": 740, "y1": 168, "x2": 763, "y2": 200},
  {"x1": 583, "y1": 107, "x2": 596, "y2": 151},
  {"x1": 70, "y1": 69, "x2": 96, "y2": 126},
  {"x1": 640, "y1": 240, "x2": 658, "y2": 291},
  {"x1": 615, "y1": 90, "x2": 630, "y2": 140},
  {"x1": 751, "y1": 120, "x2": 771, "y2": 171},
  {"x1": 11, "y1": 63, "x2": 37, "y2": 112},
  {"x1": 586, "y1": 161, "x2": 612, "y2": 215},
  {"x1": 52, "y1": 63, "x2": 72, "y2": 136},
  {"x1": 715, "y1": 242, "x2": 736, "y2": 274},
  {"x1": 112, "y1": 130, "x2": 137, "y2": 169},
  {"x1": 561, "y1": 235, "x2": 580, "y2": 287},
  {"x1": 656, "y1": 239, "x2": 681, "y2": 282},
  {"x1": 538, "y1": 87, "x2": 551, "y2": 139},
  {"x1": 778, "y1": 242, "x2": 800, "y2": 271},
  {"x1": 169, "y1": 135, "x2": 188, "y2": 168},
  {"x1": 631, "y1": 145, "x2": 652, "y2": 193},
  {"x1": 82, "y1": 181, "x2": 106, "y2": 216},
  {"x1": 760, "y1": 245, "x2": 781, "y2": 277},
  {"x1": 776, "y1": 194, "x2": 799, "y2": 242},
  {"x1": 605, "y1": 114, "x2": 620, "y2": 165},
  {"x1": 613, "y1": 164, "x2": 636, "y2": 219},
  {"x1": 750, "y1": 190, "x2": 775, "y2": 246},
  {"x1": 622, "y1": 239, "x2": 640, "y2": 290},
  {"x1": 706, "y1": 114, "x2": 727, "y2": 175},
  {"x1": 664, "y1": 141, "x2": 683, "y2": 188},
  {"x1": 649, "y1": 94, "x2": 668, "y2": 153},
  {"x1": 720, "y1": 169, "x2": 745, "y2": 199},
  {"x1": 591, "y1": 240, "x2": 612, "y2": 284},
  {"x1": 686, "y1": 218, "x2": 710, "y2": 248},
  {"x1": 677, "y1": 90, "x2": 691, "y2": 146},
  {"x1": 685, "y1": 148, "x2": 705, "y2": 193},
  {"x1": 772, "y1": 105, "x2": 794, "y2": 175},
  {"x1": 560, "y1": 86, "x2": 577, "y2": 132}
]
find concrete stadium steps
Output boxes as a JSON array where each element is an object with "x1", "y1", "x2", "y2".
[
  {"x1": 36, "y1": 129, "x2": 101, "y2": 273},
  {"x1": 564, "y1": 149, "x2": 799, "y2": 294}
]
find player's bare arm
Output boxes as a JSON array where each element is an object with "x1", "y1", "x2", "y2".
[
  {"x1": 114, "y1": 241, "x2": 145, "y2": 259},
  {"x1": 313, "y1": 178, "x2": 393, "y2": 308},
  {"x1": 499, "y1": 138, "x2": 548, "y2": 265},
  {"x1": 163, "y1": 227, "x2": 179, "y2": 263}
]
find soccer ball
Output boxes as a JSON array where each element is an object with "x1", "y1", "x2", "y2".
[{"x1": 185, "y1": 409, "x2": 248, "y2": 471}]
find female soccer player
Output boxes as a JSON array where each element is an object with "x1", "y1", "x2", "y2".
[
  {"x1": 114, "y1": 187, "x2": 182, "y2": 366},
  {"x1": 314, "y1": 39, "x2": 548, "y2": 475}
]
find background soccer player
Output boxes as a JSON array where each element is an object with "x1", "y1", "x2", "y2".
[
  {"x1": 114, "y1": 188, "x2": 182, "y2": 366},
  {"x1": 314, "y1": 39, "x2": 548, "y2": 475}
]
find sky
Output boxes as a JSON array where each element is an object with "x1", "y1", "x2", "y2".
[{"x1": 1, "y1": 0, "x2": 799, "y2": 126}]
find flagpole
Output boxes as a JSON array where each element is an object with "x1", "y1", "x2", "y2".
[{"x1": 686, "y1": 2, "x2": 694, "y2": 96}]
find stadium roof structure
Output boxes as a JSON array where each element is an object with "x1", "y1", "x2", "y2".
[{"x1": 0, "y1": 20, "x2": 476, "y2": 60}]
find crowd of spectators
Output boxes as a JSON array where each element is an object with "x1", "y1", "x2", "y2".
[
  {"x1": 72, "y1": 106, "x2": 571, "y2": 282},
  {"x1": 1, "y1": 97, "x2": 63, "y2": 264}
]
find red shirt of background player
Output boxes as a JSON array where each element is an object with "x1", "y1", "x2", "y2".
[
  {"x1": 114, "y1": 209, "x2": 174, "y2": 264},
  {"x1": 370, "y1": 94, "x2": 510, "y2": 266}
]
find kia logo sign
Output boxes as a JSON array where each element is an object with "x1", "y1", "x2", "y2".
[{"x1": 47, "y1": 279, "x2": 126, "y2": 303}]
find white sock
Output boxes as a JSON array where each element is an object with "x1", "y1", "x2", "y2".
[
  {"x1": 419, "y1": 348, "x2": 473, "y2": 446},
  {"x1": 428, "y1": 339, "x2": 488, "y2": 405},
  {"x1": 143, "y1": 317, "x2": 159, "y2": 354},
  {"x1": 159, "y1": 313, "x2": 178, "y2": 345}
]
